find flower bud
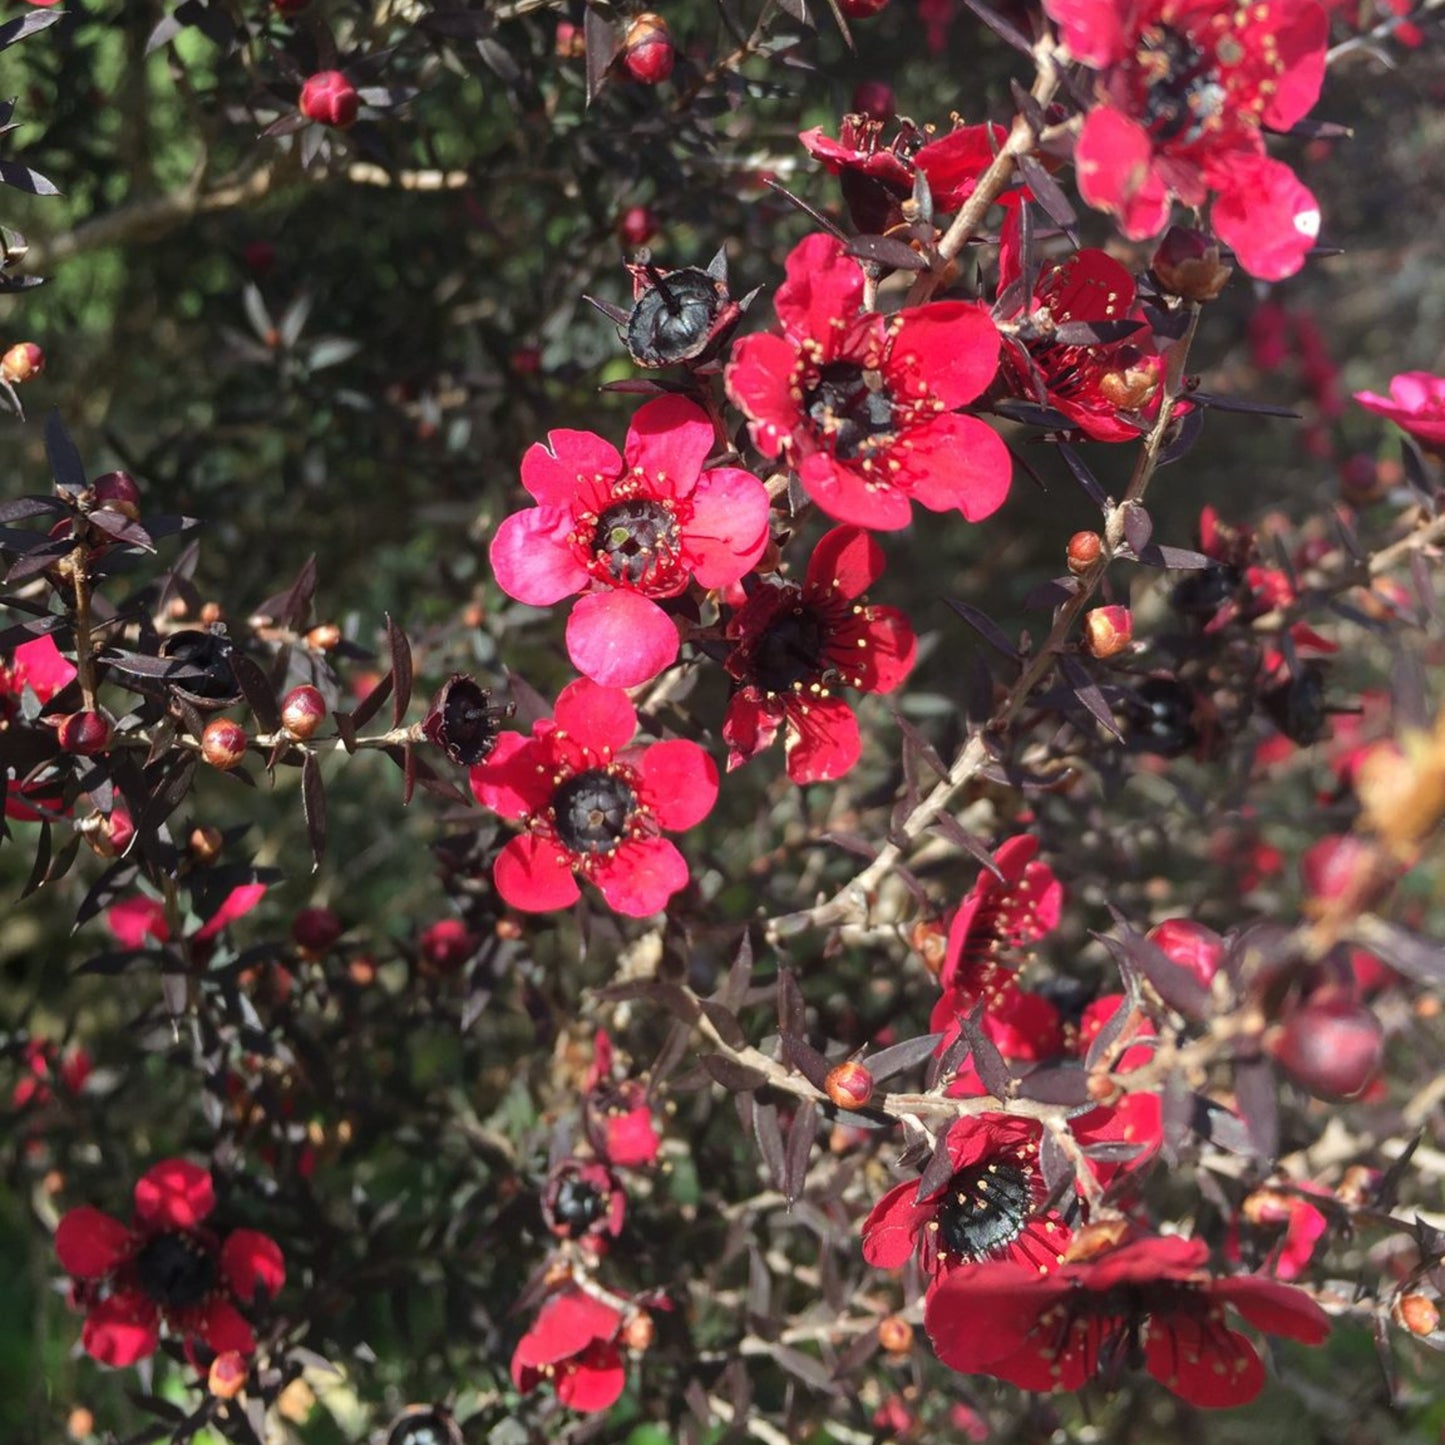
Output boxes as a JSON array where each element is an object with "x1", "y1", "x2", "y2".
[
  {"x1": 555, "y1": 20, "x2": 585, "y2": 59},
  {"x1": 617, "y1": 205, "x2": 658, "y2": 249},
  {"x1": 824, "y1": 1060, "x2": 874, "y2": 1111},
  {"x1": 419, "y1": 918, "x2": 475, "y2": 977},
  {"x1": 1082, "y1": 605, "x2": 1133, "y2": 660},
  {"x1": 850, "y1": 80, "x2": 895, "y2": 121},
  {"x1": 299, "y1": 71, "x2": 358, "y2": 129},
  {"x1": 1098, "y1": 364, "x2": 1160, "y2": 412},
  {"x1": 200, "y1": 717, "x2": 249, "y2": 770},
  {"x1": 190, "y1": 824, "x2": 224, "y2": 863},
  {"x1": 621, "y1": 1310, "x2": 655, "y2": 1352},
  {"x1": 877, "y1": 1314, "x2": 913, "y2": 1354},
  {"x1": 57, "y1": 710, "x2": 112, "y2": 756},
  {"x1": 621, "y1": 13, "x2": 675, "y2": 85},
  {"x1": 280, "y1": 684, "x2": 327, "y2": 741},
  {"x1": 1067, "y1": 530, "x2": 1103, "y2": 575},
  {"x1": 208, "y1": 1349, "x2": 248, "y2": 1399},
  {"x1": 1152, "y1": 226, "x2": 1233, "y2": 302},
  {"x1": 1, "y1": 341, "x2": 44, "y2": 385},
  {"x1": 1269, "y1": 989, "x2": 1384, "y2": 1099},
  {"x1": 1394, "y1": 1293, "x2": 1440, "y2": 1336},
  {"x1": 306, "y1": 622, "x2": 342, "y2": 651},
  {"x1": 292, "y1": 905, "x2": 343, "y2": 955},
  {"x1": 1146, "y1": 918, "x2": 1224, "y2": 987},
  {"x1": 92, "y1": 470, "x2": 141, "y2": 521},
  {"x1": 909, "y1": 917, "x2": 947, "y2": 976}
]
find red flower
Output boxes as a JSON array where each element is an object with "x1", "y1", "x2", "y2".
[
  {"x1": 106, "y1": 883, "x2": 268, "y2": 949},
  {"x1": 1047, "y1": 0, "x2": 1328, "y2": 279},
  {"x1": 584, "y1": 1032, "x2": 662, "y2": 1169},
  {"x1": 299, "y1": 71, "x2": 358, "y2": 129},
  {"x1": 542, "y1": 1160, "x2": 627, "y2": 1242},
  {"x1": 862, "y1": 1115, "x2": 1071, "y2": 1276},
  {"x1": 1228, "y1": 1183, "x2": 1330, "y2": 1281},
  {"x1": 2, "y1": 635, "x2": 78, "y2": 821},
  {"x1": 924, "y1": 1231, "x2": 1330, "y2": 1407},
  {"x1": 471, "y1": 678, "x2": 718, "y2": 917},
  {"x1": 725, "y1": 233, "x2": 1010, "y2": 530},
  {"x1": 721, "y1": 526, "x2": 915, "y2": 784},
  {"x1": 54, "y1": 1158, "x2": 284, "y2": 1368},
  {"x1": 511, "y1": 1287, "x2": 627, "y2": 1412},
  {"x1": 13, "y1": 1038, "x2": 91, "y2": 1110},
  {"x1": 1354, "y1": 372, "x2": 1445, "y2": 450},
  {"x1": 995, "y1": 246, "x2": 1164, "y2": 442},
  {"x1": 488, "y1": 396, "x2": 770, "y2": 687}
]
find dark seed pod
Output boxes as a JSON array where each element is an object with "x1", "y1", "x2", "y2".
[
  {"x1": 626, "y1": 266, "x2": 726, "y2": 367},
  {"x1": 420, "y1": 674, "x2": 512, "y2": 766}
]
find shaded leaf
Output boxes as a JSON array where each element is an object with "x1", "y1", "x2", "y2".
[
  {"x1": 943, "y1": 597, "x2": 1020, "y2": 660},
  {"x1": 386, "y1": 614, "x2": 413, "y2": 726},
  {"x1": 783, "y1": 1097, "x2": 817, "y2": 1204},
  {"x1": 701, "y1": 1053, "x2": 770, "y2": 1092},
  {"x1": 302, "y1": 752, "x2": 327, "y2": 870},
  {"x1": 864, "y1": 1033, "x2": 942, "y2": 1085}
]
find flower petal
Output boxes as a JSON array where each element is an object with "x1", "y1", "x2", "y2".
[
  {"x1": 521, "y1": 430, "x2": 622, "y2": 507},
  {"x1": 556, "y1": 1344, "x2": 627, "y2": 1412},
  {"x1": 784, "y1": 696, "x2": 861, "y2": 783},
  {"x1": 107, "y1": 896, "x2": 169, "y2": 950},
  {"x1": 221, "y1": 1228, "x2": 286, "y2": 1304},
  {"x1": 82, "y1": 1292, "x2": 159, "y2": 1367},
  {"x1": 13, "y1": 635, "x2": 77, "y2": 702},
  {"x1": 1041, "y1": 0, "x2": 1129, "y2": 65},
  {"x1": 1212, "y1": 1275, "x2": 1332, "y2": 1344},
  {"x1": 684, "y1": 466, "x2": 771, "y2": 588},
  {"x1": 849, "y1": 605, "x2": 916, "y2": 694},
  {"x1": 489, "y1": 508, "x2": 588, "y2": 607},
  {"x1": 1145, "y1": 1317, "x2": 1264, "y2": 1408},
  {"x1": 722, "y1": 690, "x2": 782, "y2": 770},
  {"x1": 553, "y1": 677, "x2": 639, "y2": 756},
  {"x1": 195, "y1": 882, "x2": 267, "y2": 942},
  {"x1": 516, "y1": 1289, "x2": 623, "y2": 1368},
  {"x1": 55, "y1": 1207, "x2": 132, "y2": 1279},
  {"x1": 133, "y1": 1158, "x2": 214, "y2": 1230},
  {"x1": 495, "y1": 833, "x2": 581, "y2": 913},
  {"x1": 861, "y1": 1181, "x2": 930, "y2": 1269},
  {"x1": 798, "y1": 453, "x2": 913, "y2": 532},
  {"x1": 725, "y1": 334, "x2": 804, "y2": 461},
  {"x1": 804, "y1": 525, "x2": 883, "y2": 601},
  {"x1": 638, "y1": 740, "x2": 718, "y2": 832},
  {"x1": 197, "y1": 1298, "x2": 257, "y2": 1357},
  {"x1": 1210, "y1": 155, "x2": 1319, "y2": 282},
  {"x1": 471, "y1": 733, "x2": 549, "y2": 819},
  {"x1": 774, "y1": 232, "x2": 863, "y2": 344},
  {"x1": 592, "y1": 837, "x2": 689, "y2": 917},
  {"x1": 889, "y1": 302, "x2": 1000, "y2": 410},
  {"x1": 623, "y1": 395, "x2": 715, "y2": 495},
  {"x1": 565, "y1": 592, "x2": 679, "y2": 689},
  {"x1": 902, "y1": 414, "x2": 1012, "y2": 522},
  {"x1": 1075, "y1": 106, "x2": 1172, "y2": 241}
]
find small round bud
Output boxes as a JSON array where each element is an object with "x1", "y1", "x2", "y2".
[
  {"x1": 1152, "y1": 225, "x2": 1233, "y2": 302},
  {"x1": 347, "y1": 955, "x2": 378, "y2": 987},
  {"x1": 1269, "y1": 989, "x2": 1384, "y2": 1099},
  {"x1": 1146, "y1": 918, "x2": 1224, "y2": 987},
  {"x1": 190, "y1": 824, "x2": 224, "y2": 863},
  {"x1": 57, "y1": 711, "x2": 112, "y2": 756},
  {"x1": 555, "y1": 20, "x2": 585, "y2": 59},
  {"x1": 292, "y1": 905, "x2": 343, "y2": 955},
  {"x1": 1082, "y1": 605, "x2": 1133, "y2": 660},
  {"x1": 1, "y1": 341, "x2": 44, "y2": 385},
  {"x1": 1067, "y1": 531, "x2": 1103, "y2": 575},
  {"x1": 617, "y1": 204, "x2": 659, "y2": 249},
  {"x1": 419, "y1": 918, "x2": 475, "y2": 977},
  {"x1": 908, "y1": 918, "x2": 947, "y2": 976},
  {"x1": 877, "y1": 1314, "x2": 913, "y2": 1354},
  {"x1": 1098, "y1": 364, "x2": 1160, "y2": 412},
  {"x1": 199, "y1": 601, "x2": 223, "y2": 626},
  {"x1": 208, "y1": 1350, "x2": 248, "y2": 1399},
  {"x1": 824, "y1": 1060, "x2": 874, "y2": 1111},
  {"x1": 850, "y1": 80, "x2": 895, "y2": 121},
  {"x1": 92, "y1": 470, "x2": 142, "y2": 521},
  {"x1": 306, "y1": 622, "x2": 342, "y2": 652},
  {"x1": 299, "y1": 71, "x2": 359, "y2": 129},
  {"x1": 1395, "y1": 1293, "x2": 1440, "y2": 1336},
  {"x1": 200, "y1": 717, "x2": 249, "y2": 770},
  {"x1": 621, "y1": 13, "x2": 675, "y2": 85},
  {"x1": 280, "y1": 684, "x2": 327, "y2": 741},
  {"x1": 621, "y1": 1310, "x2": 655, "y2": 1352}
]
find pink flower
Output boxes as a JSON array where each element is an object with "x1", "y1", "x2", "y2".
[
  {"x1": 1048, "y1": 0, "x2": 1328, "y2": 280},
  {"x1": 106, "y1": 883, "x2": 268, "y2": 950},
  {"x1": 55, "y1": 1158, "x2": 284, "y2": 1367},
  {"x1": 1354, "y1": 372, "x2": 1445, "y2": 449},
  {"x1": 489, "y1": 397, "x2": 770, "y2": 687},
  {"x1": 725, "y1": 233, "x2": 1009, "y2": 531},
  {"x1": 471, "y1": 678, "x2": 717, "y2": 916}
]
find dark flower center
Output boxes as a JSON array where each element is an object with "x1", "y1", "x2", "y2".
[
  {"x1": 135, "y1": 1231, "x2": 217, "y2": 1309},
  {"x1": 804, "y1": 362, "x2": 897, "y2": 460},
  {"x1": 552, "y1": 1176, "x2": 608, "y2": 1237},
  {"x1": 1137, "y1": 24, "x2": 1225, "y2": 143},
  {"x1": 552, "y1": 770, "x2": 637, "y2": 854},
  {"x1": 935, "y1": 1158, "x2": 1033, "y2": 1262},
  {"x1": 752, "y1": 605, "x2": 827, "y2": 694},
  {"x1": 593, "y1": 499, "x2": 680, "y2": 585}
]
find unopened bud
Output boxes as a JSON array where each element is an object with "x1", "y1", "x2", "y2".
[
  {"x1": 617, "y1": 205, "x2": 658, "y2": 249},
  {"x1": 621, "y1": 13, "x2": 674, "y2": 85},
  {"x1": 292, "y1": 905, "x2": 343, "y2": 955},
  {"x1": 306, "y1": 623, "x2": 342, "y2": 652},
  {"x1": 1, "y1": 341, "x2": 44, "y2": 385},
  {"x1": 1067, "y1": 531, "x2": 1103, "y2": 576},
  {"x1": 299, "y1": 70, "x2": 358, "y2": 129},
  {"x1": 621, "y1": 1310, "x2": 655, "y2": 1352},
  {"x1": 1268, "y1": 989, "x2": 1384, "y2": 1100},
  {"x1": 1083, "y1": 605, "x2": 1133, "y2": 660},
  {"x1": 200, "y1": 717, "x2": 249, "y2": 770},
  {"x1": 57, "y1": 710, "x2": 113, "y2": 756},
  {"x1": 281, "y1": 684, "x2": 327, "y2": 741},
  {"x1": 909, "y1": 918, "x2": 947, "y2": 976},
  {"x1": 1394, "y1": 1293, "x2": 1439, "y2": 1336},
  {"x1": 190, "y1": 824, "x2": 224, "y2": 863},
  {"x1": 208, "y1": 1349, "x2": 248, "y2": 1399},
  {"x1": 92, "y1": 470, "x2": 141, "y2": 521},
  {"x1": 199, "y1": 601, "x2": 223, "y2": 626},
  {"x1": 1152, "y1": 225, "x2": 1233, "y2": 302},
  {"x1": 824, "y1": 1059, "x2": 874, "y2": 1111},
  {"x1": 877, "y1": 1314, "x2": 913, "y2": 1354}
]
